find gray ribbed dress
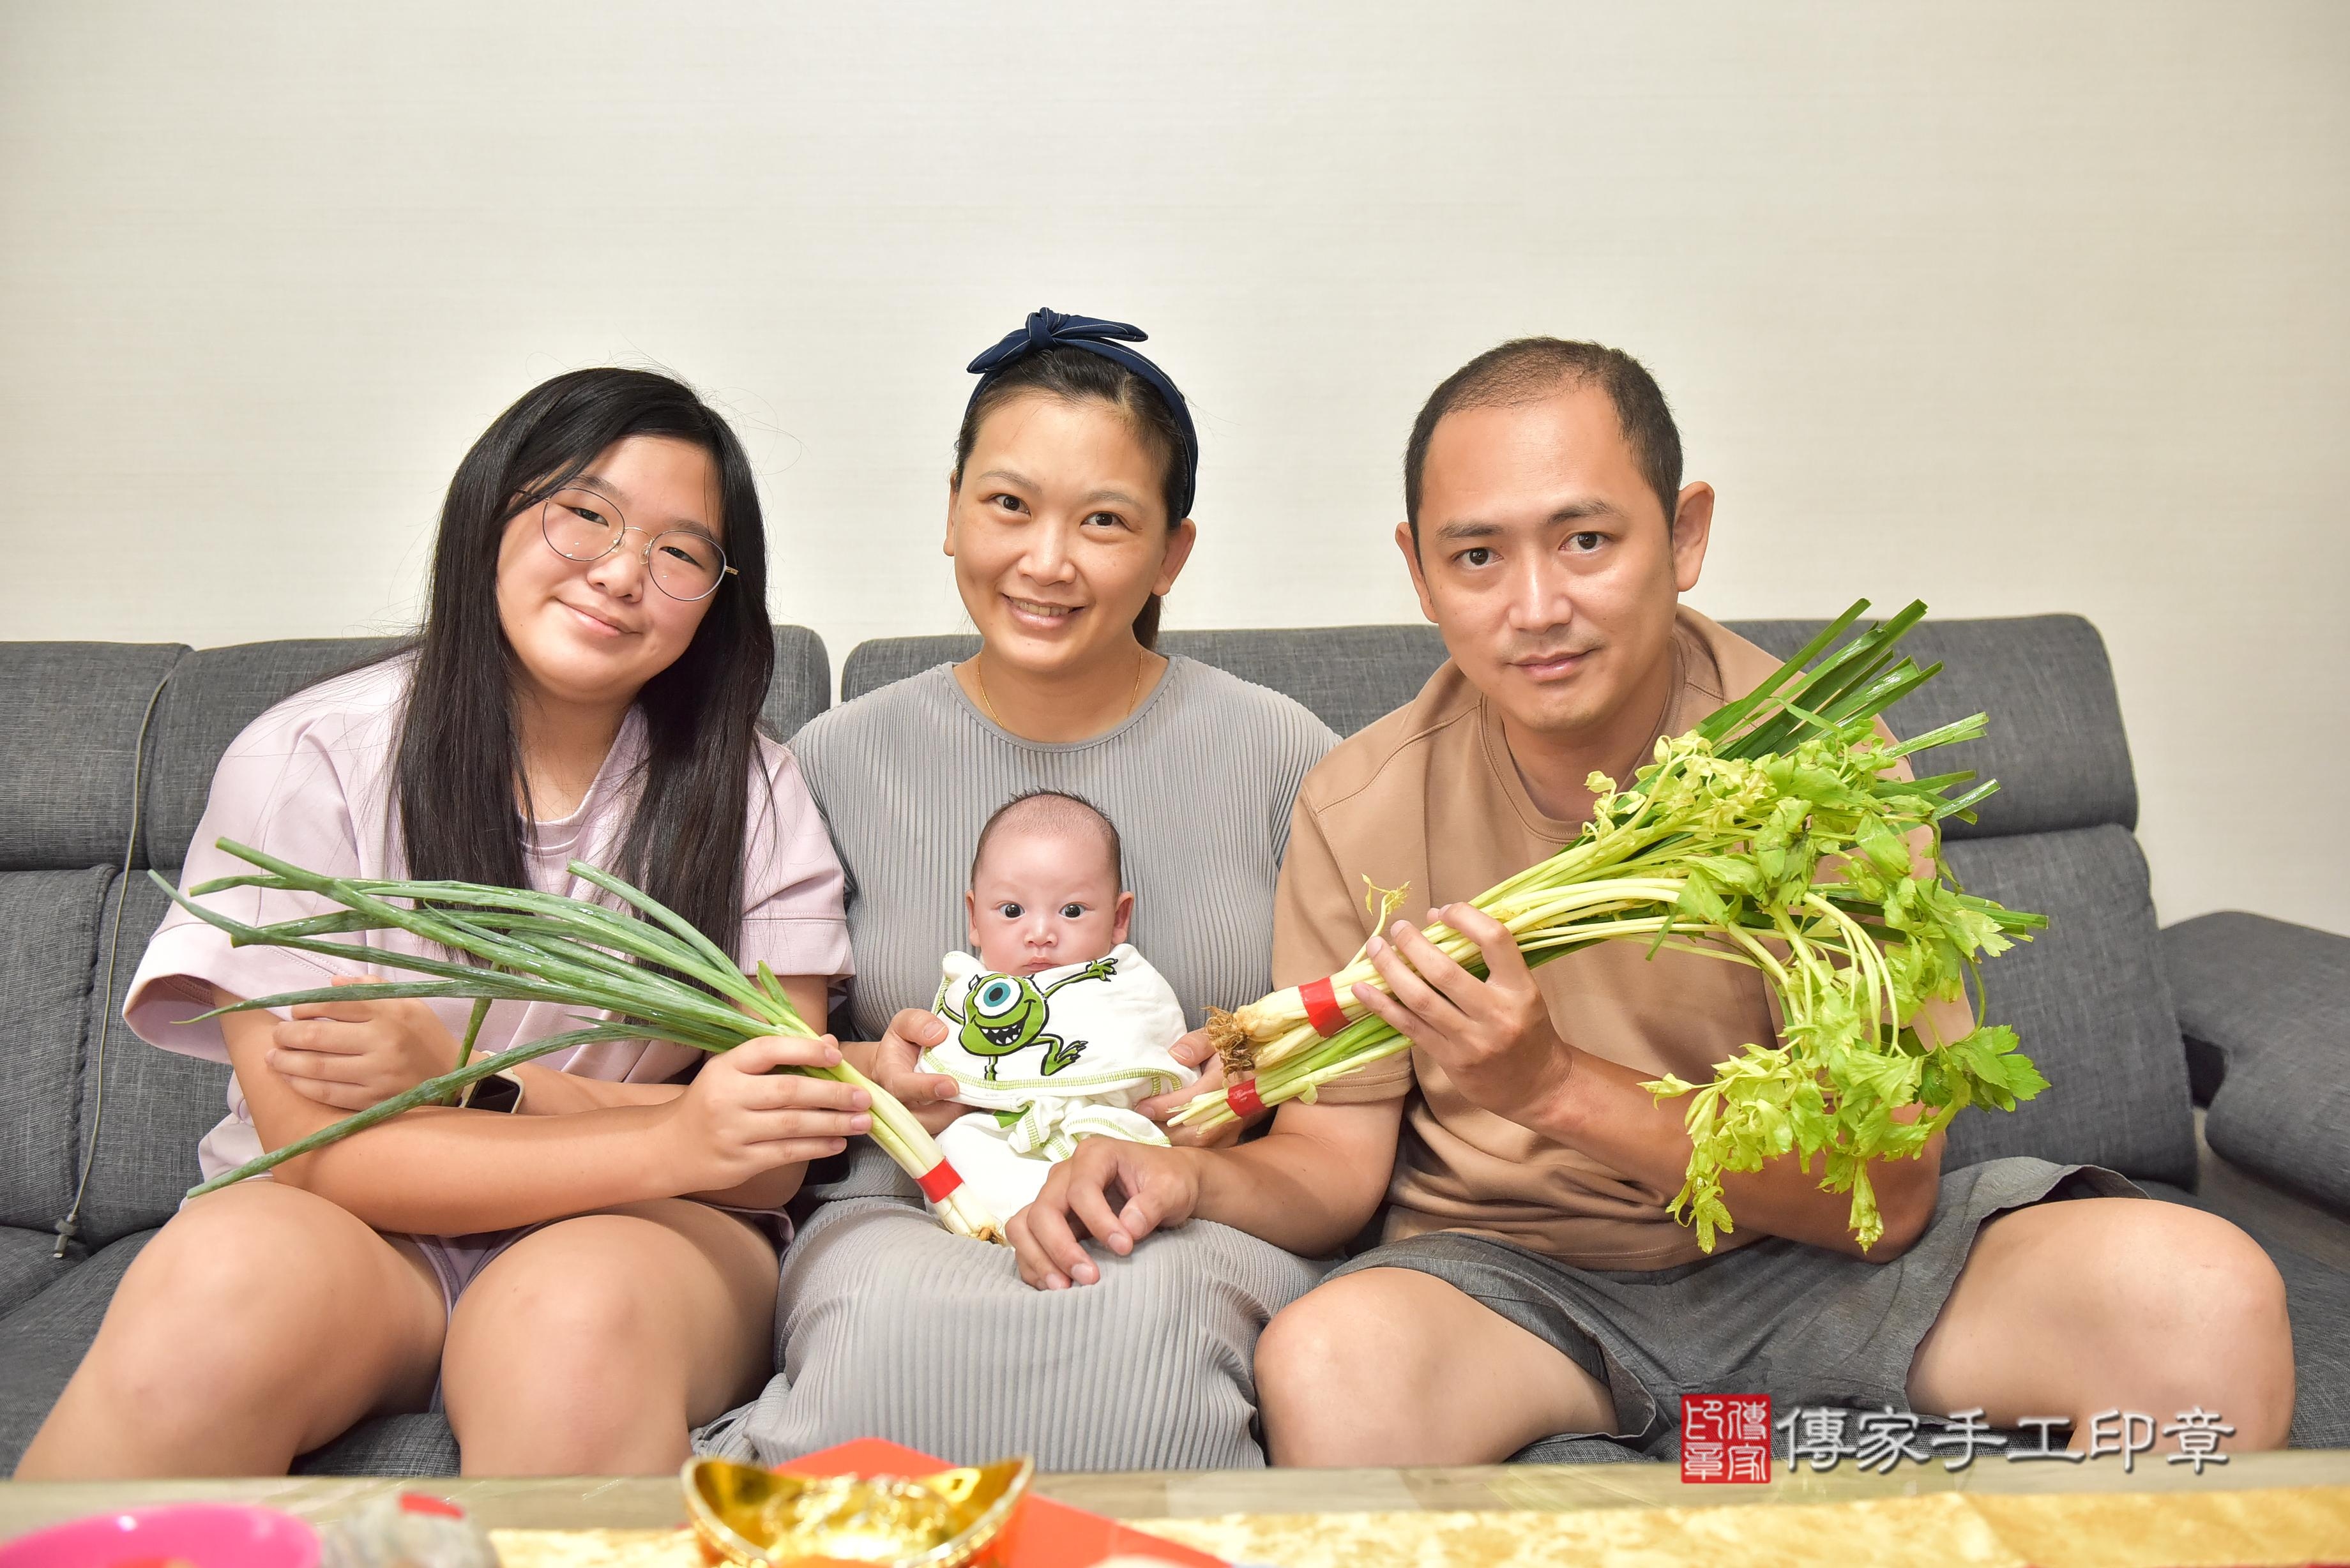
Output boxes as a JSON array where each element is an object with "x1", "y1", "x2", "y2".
[{"x1": 697, "y1": 658, "x2": 1338, "y2": 1470}]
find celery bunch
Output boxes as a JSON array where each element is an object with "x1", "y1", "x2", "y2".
[
  {"x1": 153, "y1": 845, "x2": 1004, "y2": 1242},
  {"x1": 1178, "y1": 600, "x2": 2050, "y2": 1251}
]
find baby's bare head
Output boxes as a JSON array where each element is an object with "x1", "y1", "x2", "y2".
[{"x1": 967, "y1": 791, "x2": 1129, "y2": 975}]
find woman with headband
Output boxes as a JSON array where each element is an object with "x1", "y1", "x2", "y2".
[{"x1": 702, "y1": 310, "x2": 1338, "y2": 1470}]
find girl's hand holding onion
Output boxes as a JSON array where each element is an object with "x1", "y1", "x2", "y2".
[
  {"x1": 265, "y1": 975, "x2": 461, "y2": 1112},
  {"x1": 655, "y1": 1034, "x2": 873, "y2": 1192}
]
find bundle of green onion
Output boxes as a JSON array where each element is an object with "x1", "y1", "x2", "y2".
[
  {"x1": 155, "y1": 848, "x2": 1004, "y2": 1243},
  {"x1": 1178, "y1": 599, "x2": 2051, "y2": 1253}
]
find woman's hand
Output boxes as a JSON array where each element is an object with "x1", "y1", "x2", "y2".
[
  {"x1": 1009, "y1": 1136, "x2": 1203, "y2": 1290},
  {"x1": 654, "y1": 1036, "x2": 872, "y2": 1193},
  {"x1": 847, "y1": 1009, "x2": 966, "y2": 1135},
  {"x1": 1134, "y1": 1027, "x2": 1251, "y2": 1148},
  {"x1": 265, "y1": 976, "x2": 460, "y2": 1112}
]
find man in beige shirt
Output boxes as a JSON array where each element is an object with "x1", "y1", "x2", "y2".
[{"x1": 1009, "y1": 339, "x2": 2294, "y2": 1464}]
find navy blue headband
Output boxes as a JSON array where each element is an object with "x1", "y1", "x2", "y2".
[{"x1": 965, "y1": 308, "x2": 1198, "y2": 521}]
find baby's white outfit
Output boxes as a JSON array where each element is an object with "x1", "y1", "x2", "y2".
[{"x1": 921, "y1": 942, "x2": 1196, "y2": 1215}]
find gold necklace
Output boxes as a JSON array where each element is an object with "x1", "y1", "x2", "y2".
[{"x1": 973, "y1": 647, "x2": 1148, "y2": 731}]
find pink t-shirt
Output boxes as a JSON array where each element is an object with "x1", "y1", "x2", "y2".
[{"x1": 125, "y1": 656, "x2": 854, "y2": 1184}]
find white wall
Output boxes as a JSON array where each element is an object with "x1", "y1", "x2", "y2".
[{"x1": 4, "y1": 3, "x2": 2344, "y2": 934}]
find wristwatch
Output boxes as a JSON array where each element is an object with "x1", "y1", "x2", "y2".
[{"x1": 460, "y1": 1069, "x2": 526, "y2": 1115}]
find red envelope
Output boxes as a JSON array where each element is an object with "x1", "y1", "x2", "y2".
[{"x1": 776, "y1": 1439, "x2": 1227, "y2": 1567}]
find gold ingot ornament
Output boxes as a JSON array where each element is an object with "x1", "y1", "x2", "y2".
[{"x1": 682, "y1": 1454, "x2": 1034, "y2": 1567}]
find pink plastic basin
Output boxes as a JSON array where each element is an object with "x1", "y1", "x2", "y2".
[{"x1": 0, "y1": 1501, "x2": 320, "y2": 1568}]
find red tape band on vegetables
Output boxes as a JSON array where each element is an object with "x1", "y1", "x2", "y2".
[
  {"x1": 916, "y1": 1161, "x2": 964, "y2": 1202},
  {"x1": 1300, "y1": 975, "x2": 1347, "y2": 1038},
  {"x1": 1227, "y1": 1078, "x2": 1266, "y2": 1118}
]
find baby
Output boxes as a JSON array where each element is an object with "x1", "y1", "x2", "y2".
[{"x1": 922, "y1": 790, "x2": 1196, "y2": 1216}]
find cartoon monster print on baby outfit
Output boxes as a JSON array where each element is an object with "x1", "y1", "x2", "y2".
[
  {"x1": 920, "y1": 944, "x2": 1198, "y2": 1215},
  {"x1": 934, "y1": 956, "x2": 1118, "y2": 1079}
]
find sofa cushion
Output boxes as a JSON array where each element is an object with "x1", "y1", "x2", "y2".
[
  {"x1": 1732, "y1": 615, "x2": 2136, "y2": 843},
  {"x1": 762, "y1": 626, "x2": 832, "y2": 741},
  {"x1": 842, "y1": 627, "x2": 1452, "y2": 738},
  {"x1": 72, "y1": 869, "x2": 231, "y2": 1249},
  {"x1": 1158, "y1": 627, "x2": 1450, "y2": 737},
  {"x1": 0, "y1": 868, "x2": 114, "y2": 1230},
  {"x1": 2163, "y1": 912, "x2": 2350, "y2": 1216},
  {"x1": 0, "y1": 1228, "x2": 152, "y2": 1472},
  {"x1": 1510, "y1": 1433, "x2": 1658, "y2": 1464},
  {"x1": 293, "y1": 1412, "x2": 459, "y2": 1477},
  {"x1": 0, "y1": 643, "x2": 188, "y2": 872},
  {"x1": 0, "y1": 1225, "x2": 71, "y2": 1320},
  {"x1": 1938, "y1": 827, "x2": 2195, "y2": 1184},
  {"x1": 142, "y1": 639, "x2": 402, "y2": 870}
]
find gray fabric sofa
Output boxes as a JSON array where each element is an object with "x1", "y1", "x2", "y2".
[{"x1": 2, "y1": 615, "x2": 2342, "y2": 1476}]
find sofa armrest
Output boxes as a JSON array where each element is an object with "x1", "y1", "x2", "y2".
[{"x1": 2162, "y1": 912, "x2": 2350, "y2": 1216}]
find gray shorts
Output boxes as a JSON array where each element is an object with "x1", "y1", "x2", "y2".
[{"x1": 1327, "y1": 1156, "x2": 2141, "y2": 1456}]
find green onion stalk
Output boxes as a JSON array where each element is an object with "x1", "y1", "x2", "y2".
[
  {"x1": 153, "y1": 850, "x2": 1004, "y2": 1243},
  {"x1": 1178, "y1": 599, "x2": 2052, "y2": 1253}
]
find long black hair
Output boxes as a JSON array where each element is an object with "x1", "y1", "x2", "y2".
[
  {"x1": 951, "y1": 347, "x2": 1188, "y2": 650},
  {"x1": 394, "y1": 368, "x2": 772, "y2": 961}
]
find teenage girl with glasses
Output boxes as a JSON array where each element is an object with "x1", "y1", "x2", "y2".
[{"x1": 19, "y1": 369, "x2": 860, "y2": 1479}]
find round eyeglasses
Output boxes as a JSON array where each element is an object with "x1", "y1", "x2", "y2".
[{"x1": 538, "y1": 487, "x2": 737, "y2": 603}]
